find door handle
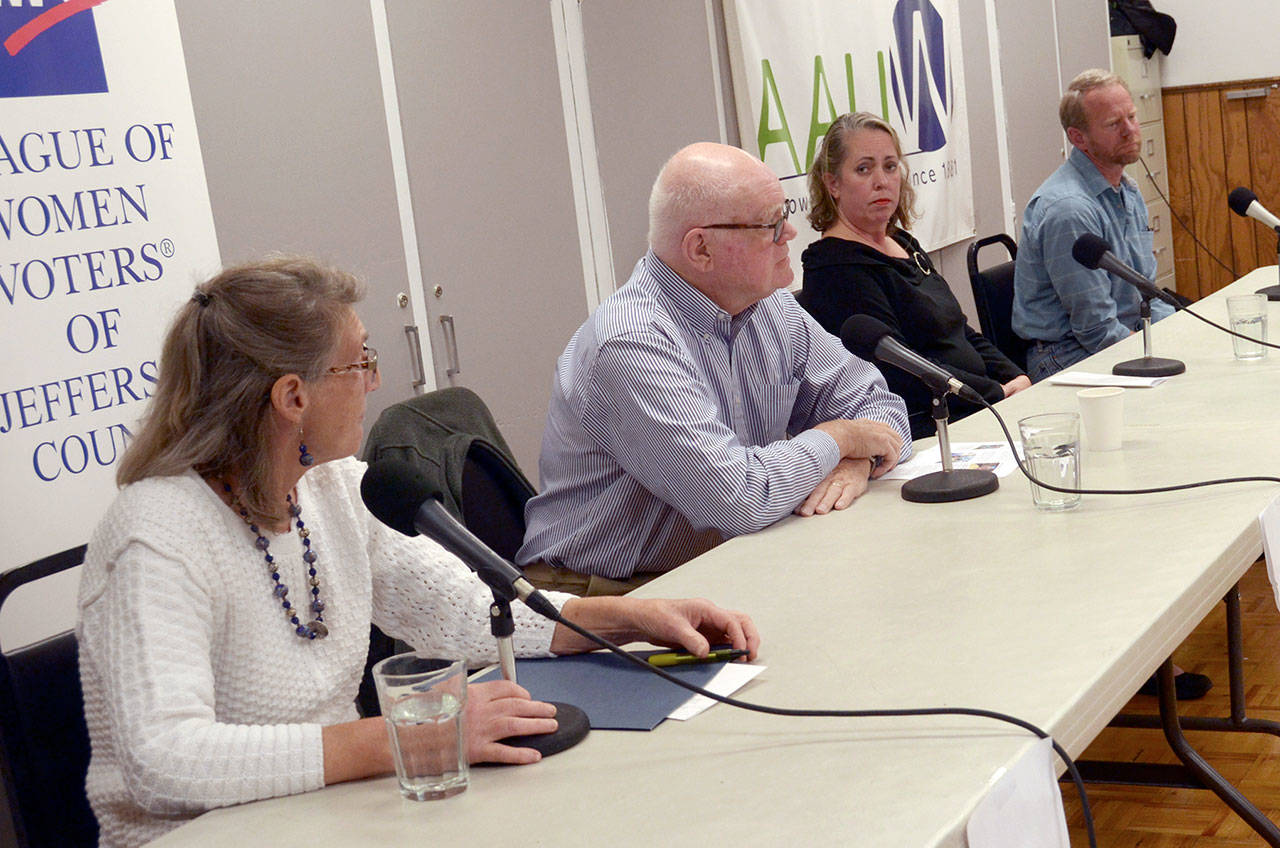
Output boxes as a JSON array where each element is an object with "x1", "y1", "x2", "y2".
[
  {"x1": 1225, "y1": 88, "x2": 1268, "y2": 101},
  {"x1": 404, "y1": 324, "x2": 427, "y2": 389},
  {"x1": 439, "y1": 315, "x2": 461, "y2": 378}
]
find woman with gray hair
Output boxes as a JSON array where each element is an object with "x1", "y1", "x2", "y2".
[
  {"x1": 799, "y1": 112, "x2": 1029, "y2": 439},
  {"x1": 77, "y1": 256, "x2": 759, "y2": 847}
]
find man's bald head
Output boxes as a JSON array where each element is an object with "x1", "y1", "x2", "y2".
[
  {"x1": 644, "y1": 143, "x2": 794, "y2": 315},
  {"x1": 648, "y1": 143, "x2": 776, "y2": 257}
]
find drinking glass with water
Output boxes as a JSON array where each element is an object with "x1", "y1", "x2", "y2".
[
  {"x1": 372, "y1": 654, "x2": 468, "y2": 800},
  {"x1": 1018, "y1": 412, "x2": 1081, "y2": 511},
  {"x1": 1226, "y1": 294, "x2": 1268, "y2": 361}
]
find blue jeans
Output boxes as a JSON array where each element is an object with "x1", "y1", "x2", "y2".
[{"x1": 1026, "y1": 338, "x2": 1089, "y2": 382}]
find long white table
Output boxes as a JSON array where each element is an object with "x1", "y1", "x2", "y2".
[{"x1": 154, "y1": 268, "x2": 1280, "y2": 847}]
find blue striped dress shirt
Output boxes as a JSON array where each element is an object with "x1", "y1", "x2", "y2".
[{"x1": 516, "y1": 250, "x2": 911, "y2": 579}]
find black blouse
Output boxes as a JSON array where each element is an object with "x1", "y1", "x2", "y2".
[{"x1": 799, "y1": 231, "x2": 1023, "y2": 438}]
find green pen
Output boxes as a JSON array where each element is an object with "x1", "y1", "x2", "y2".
[{"x1": 647, "y1": 647, "x2": 749, "y2": 667}]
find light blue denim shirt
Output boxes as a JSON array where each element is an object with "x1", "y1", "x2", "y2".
[{"x1": 1012, "y1": 148, "x2": 1173, "y2": 374}]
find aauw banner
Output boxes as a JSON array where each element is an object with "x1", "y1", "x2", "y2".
[
  {"x1": 0, "y1": 0, "x2": 220, "y2": 575},
  {"x1": 725, "y1": 0, "x2": 975, "y2": 278}
]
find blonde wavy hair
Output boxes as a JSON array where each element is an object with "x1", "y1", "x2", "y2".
[{"x1": 807, "y1": 112, "x2": 916, "y2": 235}]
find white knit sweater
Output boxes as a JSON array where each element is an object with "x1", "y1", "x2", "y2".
[{"x1": 76, "y1": 457, "x2": 565, "y2": 847}]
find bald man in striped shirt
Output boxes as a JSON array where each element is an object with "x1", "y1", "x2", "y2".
[{"x1": 517, "y1": 143, "x2": 911, "y2": 596}]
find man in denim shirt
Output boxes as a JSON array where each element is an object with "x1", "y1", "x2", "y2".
[{"x1": 1013, "y1": 69, "x2": 1174, "y2": 381}]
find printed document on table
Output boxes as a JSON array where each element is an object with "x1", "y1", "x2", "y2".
[
  {"x1": 879, "y1": 442, "x2": 1021, "y2": 480},
  {"x1": 1045, "y1": 370, "x2": 1167, "y2": 387}
]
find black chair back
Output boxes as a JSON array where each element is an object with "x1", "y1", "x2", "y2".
[
  {"x1": 356, "y1": 389, "x2": 535, "y2": 717},
  {"x1": 966, "y1": 233, "x2": 1029, "y2": 371},
  {"x1": 356, "y1": 623, "x2": 398, "y2": 718},
  {"x1": 460, "y1": 440, "x2": 536, "y2": 563},
  {"x1": 0, "y1": 544, "x2": 97, "y2": 848}
]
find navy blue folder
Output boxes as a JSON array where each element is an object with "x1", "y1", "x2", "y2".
[{"x1": 474, "y1": 650, "x2": 725, "y2": 730}]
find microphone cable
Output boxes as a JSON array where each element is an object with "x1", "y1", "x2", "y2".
[
  {"x1": 537, "y1": 343, "x2": 1280, "y2": 848},
  {"x1": 360, "y1": 461, "x2": 1101, "y2": 837},
  {"x1": 975, "y1": 393, "x2": 1280, "y2": 497},
  {"x1": 1137, "y1": 156, "x2": 1240, "y2": 279},
  {"x1": 543, "y1": 607, "x2": 1098, "y2": 848},
  {"x1": 1071, "y1": 228, "x2": 1278, "y2": 350},
  {"x1": 1161, "y1": 296, "x2": 1280, "y2": 352}
]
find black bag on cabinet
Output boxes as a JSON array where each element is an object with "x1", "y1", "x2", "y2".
[{"x1": 1109, "y1": 0, "x2": 1176, "y2": 58}]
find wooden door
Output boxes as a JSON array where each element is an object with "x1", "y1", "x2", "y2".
[{"x1": 1164, "y1": 79, "x2": 1280, "y2": 300}]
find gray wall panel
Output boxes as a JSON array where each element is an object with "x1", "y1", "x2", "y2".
[
  {"x1": 174, "y1": 1, "x2": 414, "y2": 433},
  {"x1": 993, "y1": 0, "x2": 1073, "y2": 231},
  {"x1": 583, "y1": 0, "x2": 726, "y2": 277}
]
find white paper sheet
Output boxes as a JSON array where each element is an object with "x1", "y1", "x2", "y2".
[
  {"x1": 966, "y1": 737, "x2": 1070, "y2": 848},
  {"x1": 667, "y1": 663, "x2": 766, "y2": 721},
  {"x1": 1045, "y1": 370, "x2": 1168, "y2": 387},
  {"x1": 879, "y1": 442, "x2": 1021, "y2": 481}
]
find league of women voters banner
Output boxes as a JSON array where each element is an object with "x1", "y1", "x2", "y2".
[
  {"x1": 724, "y1": 0, "x2": 976, "y2": 282},
  {"x1": 0, "y1": 0, "x2": 220, "y2": 599}
]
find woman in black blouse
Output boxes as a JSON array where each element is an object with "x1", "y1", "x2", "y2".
[
  {"x1": 798, "y1": 117, "x2": 1210, "y2": 700},
  {"x1": 799, "y1": 112, "x2": 1030, "y2": 439}
]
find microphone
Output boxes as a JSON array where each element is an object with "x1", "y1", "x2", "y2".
[
  {"x1": 361, "y1": 458, "x2": 591, "y2": 759},
  {"x1": 360, "y1": 458, "x2": 559, "y2": 620},
  {"x1": 839, "y1": 314, "x2": 985, "y2": 405},
  {"x1": 1228, "y1": 187, "x2": 1280, "y2": 231},
  {"x1": 1070, "y1": 233, "x2": 1181, "y2": 308},
  {"x1": 839, "y1": 314, "x2": 997, "y2": 504},
  {"x1": 1228, "y1": 187, "x2": 1280, "y2": 301},
  {"x1": 1070, "y1": 233, "x2": 1185, "y2": 378}
]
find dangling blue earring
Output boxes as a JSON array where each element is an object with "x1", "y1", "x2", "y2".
[{"x1": 298, "y1": 429, "x2": 315, "y2": 467}]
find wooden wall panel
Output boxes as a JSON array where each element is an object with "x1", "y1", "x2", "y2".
[
  {"x1": 1247, "y1": 89, "x2": 1280, "y2": 270},
  {"x1": 1222, "y1": 95, "x2": 1259, "y2": 276},
  {"x1": 1162, "y1": 92, "x2": 1199, "y2": 299},
  {"x1": 1185, "y1": 90, "x2": 1235, "y2": 295},
  {"x1": 1163, "y1": 78, "x2": 1280, "y2": 300}
]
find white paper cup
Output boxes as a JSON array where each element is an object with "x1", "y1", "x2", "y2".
[{"x1": 1077, "y1": 387, "x2": 1124, "y2": 451}]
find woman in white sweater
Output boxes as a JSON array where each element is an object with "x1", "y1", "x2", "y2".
[{"x1": 76, "y1": 257, "x2": 759, "y2": 847}]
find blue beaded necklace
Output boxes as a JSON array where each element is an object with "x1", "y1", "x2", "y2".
[{"x1": 225, "y1": 483, "x2": 329, "y2": 640}]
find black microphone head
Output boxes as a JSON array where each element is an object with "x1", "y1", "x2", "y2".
[
  {"x1": 360, "y1": 458, "x2": 440, "y2": 537},
  {"x1": 839, "y1": 314, "x2": 895, "y2": 360},
  {"x1": 1229, "y1": 186, "x2": 1258, "y2": 216},
  {"x1": 1070, "y1": 233, "x2": 1111, "y2": 270}
]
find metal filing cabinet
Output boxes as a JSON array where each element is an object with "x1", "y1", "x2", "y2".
[{"x1": 1111, "y1": 34, "x2": 1176, "y2": 294}]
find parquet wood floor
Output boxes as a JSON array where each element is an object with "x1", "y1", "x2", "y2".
[{"x1": 1062, "y1": 560, "x2": 1280, "y2": 846}]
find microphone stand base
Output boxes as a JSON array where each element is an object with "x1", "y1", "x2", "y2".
[
  {"x1": 1112, "y1": 356, "x2": 1185, "y2": 377},
  {"x1": 901, "y1": 469, "x2": 999, "y2": 503},
  {"x1": 494, "y1": 701, "x2": 590, "y2": 759},
  {"x1": 1255, "y1": 284, "x2": 1280, "y2": 302}
]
